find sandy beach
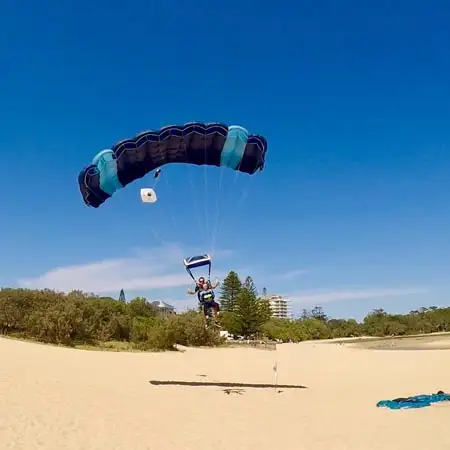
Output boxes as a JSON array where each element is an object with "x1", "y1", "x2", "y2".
[{"x1": 1, "y1": 336, "x2": 449, "y2": 450}]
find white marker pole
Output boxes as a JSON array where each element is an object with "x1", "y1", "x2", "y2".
[{"x1": 273, "y1": 345, "x2": 278, "y2": 392}]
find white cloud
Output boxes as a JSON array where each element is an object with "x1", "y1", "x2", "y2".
[
  {"x1": 285, "y1": 287, "x2": 428, "y2": 305},
  {"x1": 18, "y1": 244, "x2": 234, "y2": 294},
  {"x1": 276, "y1": 268, "x2": 309, "y2": 280}
]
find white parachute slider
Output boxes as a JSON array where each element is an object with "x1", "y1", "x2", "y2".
[{"x1": 140, "y1": 188, "x2": 157, "y2": 203}]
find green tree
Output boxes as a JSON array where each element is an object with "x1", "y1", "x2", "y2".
[
  {"x1": 327, "y1": 319, "x2": 362, "y2": 338},
  {"x1": 219, "y1": 311, "x2": 241, "y2": 336},
  {"x1": 128, "y1": 297, "x2": 157, "y2": 319},
  {"x1": 243, "y1": 276, "x2": 257, "y2": 295},
  {"x1": 2, "y1": 278, "x2": 450, "y2": 350},
  {"x1": 257, "y1": 298, "x2": 272, "y2": 324},
  {"x1": 363, "y1": 309, "x2": 389, "y2": 336},
  {"x1": 301, "y1": 309, "x2": 311, "y2": 320},
  {"x1": 219, "y1": 271, "x2": 242, "y2": 312},
  {"x1": 233, "y1": 278, "x2": 269, "y2": 338},
  {"x1": 311, "y1": 306, "x2": 328, "y2": 322},
  {"x1": 300, "y1": 318, "x2": 330, "y2": 340}
]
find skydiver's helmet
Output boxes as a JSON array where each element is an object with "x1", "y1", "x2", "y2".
[{"x1": 198, "y1": 277, "x2": 205, "y2": 285}]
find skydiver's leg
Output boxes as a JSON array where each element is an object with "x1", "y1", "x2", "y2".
[{"x1": 212, "y1": 303, "x2": 221, "y2": 327}]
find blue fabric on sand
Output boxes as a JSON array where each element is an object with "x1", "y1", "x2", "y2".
[{"x1": 377, "y1": 392, "x2": 450, "y2": 409}]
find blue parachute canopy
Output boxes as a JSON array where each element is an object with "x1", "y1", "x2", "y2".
[{"x1": 78, "y1": 122, "x2": 268, "y2": 208}]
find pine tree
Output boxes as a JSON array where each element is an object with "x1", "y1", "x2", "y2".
[
  {"x1": 301, "y1": 309, "x2": 311, "y2": 320},
  {"x1": 243, "y1": 276, "x2": 257, "y2": 296},
  {"x1": 234, "y1": 276, "x2": 270, "y2": 338},
  {"x1": 119, "y1": 289, "x2": 126, "y2": 303},
  {"x1": 219, "y1": 271, "x2": 242, "y2": 312},
  {"x1": 311, "y1": 306, "x2": 328, "y2": 322},
  {"x1": 234, "y1": 288, "x2": 259, "y2": 337},
  {"x1": 257, "y1": 298, "x2": 272, "y2": 323}
]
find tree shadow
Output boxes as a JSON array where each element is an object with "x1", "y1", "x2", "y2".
[{"x1": 149, "y1": 380, "x2": 307, "y2": 389}]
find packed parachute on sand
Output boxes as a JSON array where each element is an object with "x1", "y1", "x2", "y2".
[{"x1": 377, "y1": 391, "x2": 450, "y2": 409}]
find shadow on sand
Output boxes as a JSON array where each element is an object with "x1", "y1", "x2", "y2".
[{"x1": 149, "y1": 380, "x2": 307, "y2": 389}]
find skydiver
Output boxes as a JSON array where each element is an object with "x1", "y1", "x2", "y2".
[
  {"x1": 186, "y1": 277, "x2": 219, "y2": 300},
  {"x1": 186, "y1": 278, "x2": 220, "y2": 319},
  {"x1": 197, "y1": 282, "x2": 221, "y2": 319}
]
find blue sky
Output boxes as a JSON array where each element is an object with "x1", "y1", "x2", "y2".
[{"x1": 1, "y1": 0, "x2": 449, "y2": 319}]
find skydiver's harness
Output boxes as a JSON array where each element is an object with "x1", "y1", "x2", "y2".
[
  {"x1": 198, "y1": 288, "x2": 215, "y2": 305},
  {"x1": 198, "y1": 289, "x2": 218, "y2": 318}
]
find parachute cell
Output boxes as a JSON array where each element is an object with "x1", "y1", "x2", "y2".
[
  {"x1": 183, "y1": 254, "x2": 211, "y2": 270},
  {"x1": 78, "y1": 122, "x2": 267, "y2": 208}
]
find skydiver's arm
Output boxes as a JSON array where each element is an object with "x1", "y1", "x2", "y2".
[
  {"x1": 211, "y1": 280, "x2": 220, "y2": 289},
  {"x1": 187, "y1": 284, "x2": 200, "y2": 295}
]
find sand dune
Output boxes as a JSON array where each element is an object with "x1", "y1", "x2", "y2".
[{"x1": 1, "y1": 337, "x2": 449, "y2": 450}]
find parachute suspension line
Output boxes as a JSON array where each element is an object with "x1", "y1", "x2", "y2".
[
  {"x1": 203, "y1": 138, "x2": 210, "y2": 244},
  {"x1": 234, "y1": 174, "x2": 253, "y2": 214},
  {"x1": 150, "y1": 223, "x2": 168, "y2": 246},
  {"x1": 151, "y1": 168, "x2": 162, "y2": 189},
  {"x1": 181, "y1": 140, "x2": 204, "y2": 239},
  {"x1": 233, "y1": 153, "x2": 254, "y2": 210},
  {"x1": 208, "y1": 167, "x2": 237, "y2": 257},
  {"x1": 140, "y1": 167, "x2": 171, "y2": 247},
  {"x1": 163, "y1": 172, "x2": 179, "y2": 236},
  {"x1": 210, "y1": 152, "x2": 252, "y2": 256},
  {"x1": 210, "y1": 165, "x2": 225, "y2": 257},
  {"x1": 273, "y1": 344, "x2": 279, "y2": 393},
  {"x1": 189, "y1": 166, "x2": 205, "y2": 238}
]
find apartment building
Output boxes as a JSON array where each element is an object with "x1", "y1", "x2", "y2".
[{"x1": 267, "y1": 295, "x2": 292, "y2": 320}]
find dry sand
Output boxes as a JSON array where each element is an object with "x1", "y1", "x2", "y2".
[
  {"x1": 1, "y1": 336, "x2": 449, "y2": 450},
  {"x1": 347, "y1": 333, "x2": 450, "y2": 350}
]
